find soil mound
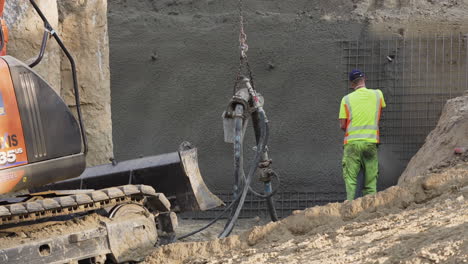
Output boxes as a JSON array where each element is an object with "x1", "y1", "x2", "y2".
[
  {"x1": 144, "y1": 164, "x2": 468, "y2": 264},
  {"x1": 399, "y1": 94, "x2": 468, "y2": 185}
]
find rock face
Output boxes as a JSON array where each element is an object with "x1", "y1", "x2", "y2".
[
  {"x1": 4, "y1": 0, "x2": 112, "y2": 166},
  {"x1": 57, "y1": 0, "x2": 113, "y2": 166},
  {"x1": 4, "y1": 0, "x2": 61, "y2": 92}
]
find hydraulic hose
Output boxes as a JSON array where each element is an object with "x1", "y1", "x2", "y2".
[
  {"x1": 177, "y1": 194, "x2": 241, "y2": 240},
  {"x1": 29, "y1": 29, "x2": 49, "y2": 68},
  {"x1": 248, "y1": 109, "x2": 279, "y2": 221},
  {"x1": 180, "y1": 89, "x2": 277, "y2": 239},
  {"x1": 29, "y1": 0, "x2": 88, "y2": 155},
  {"x1": 233, "y1": 104, "x2": 245, "y2": 202},
  {"x1": 224, "y1": 104, "x2": 245, "y2": 230},
  {"x1": 243, "y1": 170, "x2": 280, "y2": 198},
  {"x1": 251, "y1": 108, "x2": 279, "y2": 220},
  {"x1": 179, "y1": 104, "x2": 249, "y2": 240},
  {"x1": 265, "y1": 183, "x2": 279, "y2": 221},
  {"x1": 219, "y1": 109, "x2": 269, "y2": 238}
]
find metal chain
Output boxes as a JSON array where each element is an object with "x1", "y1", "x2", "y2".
[{"x1": 233, "y1": 0, "x2": 256, "y2": 94}]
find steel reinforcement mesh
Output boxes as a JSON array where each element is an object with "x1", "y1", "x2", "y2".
[
  {"x1": 341, "y1": 33, "x2": 468, "y2": 161},
  {"x1": 180, "y1": 191, "x2": 346, "y2": 220},
  {"x1": 182, "y1": 34, "x2": 468, "y2": 220}
]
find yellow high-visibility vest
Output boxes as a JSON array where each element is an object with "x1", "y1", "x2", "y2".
[{"x1": 339, "y1": 88, "x2": 386, "y2": 145}]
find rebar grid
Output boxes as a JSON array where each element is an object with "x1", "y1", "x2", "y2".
[
  {"x1": 341, "y1": 33, "x2": 468, "y2": 161},
  {"x1": 182, "y1": 34, "x2": 468, "y2": 221},
  {"x1": 180, "y1": 191, "x2": 346, "y2": 220}
]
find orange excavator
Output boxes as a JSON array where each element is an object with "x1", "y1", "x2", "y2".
[{"x1": 0, "y1": 1, "x2": 222, "y2": 263}]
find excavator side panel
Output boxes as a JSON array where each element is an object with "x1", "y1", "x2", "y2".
[
  {"x1": 0, "y1": 56, "x2": 86, "y2": 195},
  {"x1": 0, "y1": 58, "x2": 29, "y2": 194},
  {"x1": 0, "y1": 59, "x2": 28, "y2": 169}
]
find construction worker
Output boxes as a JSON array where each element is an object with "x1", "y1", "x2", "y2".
[{"x1": 339, "y1": 69, "x2": 386, "y2": 200}]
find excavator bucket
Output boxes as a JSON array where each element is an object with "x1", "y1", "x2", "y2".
[
  {"x1": 37, "y1": 145, "x2": 224, "y2": 212},
  {"x1": 177, "y1": 147, "x2": 225, "y2": 211}
]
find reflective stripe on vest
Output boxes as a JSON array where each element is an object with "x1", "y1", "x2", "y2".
[{"x1": 344, "y1": 90, "x2": 381, "y2": 143}]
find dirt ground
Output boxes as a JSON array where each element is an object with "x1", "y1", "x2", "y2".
[
  {"x1": 142, "y1": 95, "x2": 468, "y2": 264},
  {"x1": 399, "y1": 94, "x2": 468, "y2": 184},
  {"x1": 143, "y1": 164, "x2": 468, "y2": 264},
  {"x1": 207, "y1": 190, "x2": 467, "y2": 264}
]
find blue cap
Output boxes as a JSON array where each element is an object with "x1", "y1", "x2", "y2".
[{"x1": 349, "y1": 69, "x2": 365, "y2": 81}]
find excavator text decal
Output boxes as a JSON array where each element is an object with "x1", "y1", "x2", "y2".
[
  {"x1": 0, "y1": 133, "x2": 18, "y2": 148},
  {"x1": 0, "y1": 133, "x2": 25, "y2": 167}
]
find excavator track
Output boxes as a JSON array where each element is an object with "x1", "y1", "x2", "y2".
[
  {"x1": 0, "y1": 185, "x2": 177, "y2": 263},
  {"x1": 0, "y1": 184, "x2": 170, "y2": 226}
]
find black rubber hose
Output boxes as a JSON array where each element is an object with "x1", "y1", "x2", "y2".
[
  {"x1": 179, "y1": 104, "x2": 246, "y2": 240},
  {"x1": 179, "y1": 108, "x2": 273, "y2": 239},
  {"x1": 29, "y1": 29, "x2": 49, "y2": 68},
  {"x1": 219, "y1": 110, "x2": 269, "y2": 238},
  {"x1": 220, "y1": 116, "x2": 268, "y2": 237},
  {"x1": 266, "y1": 191, "x2": 279, "y2": 221},
  {"x1": 245, "y1": 171, "x2": 280, "y2": 198},
  {"x1": 251, "y1": 109, "x2": 279, "y2": 220},
  {"x1": 177, "y1": 194, "x2": 241, "y2": 240},
  {"x1": 223, "y1": 105, "x2": 248, "y2": 233},
  {"x1": 246, "y1": 177, "x2": 279, "y2": 221},
  {"x1": 224, "y1": 104, "x2": 245, "y2": 229},
  {"x1": 233, "y1": 105, "x2": 245, "y2": 200},
  {"x1": 29, "y1": 0, "x2": 88, "y2": 154}
]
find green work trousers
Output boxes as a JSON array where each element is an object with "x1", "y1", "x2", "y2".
[{"x1": 342, "y1": 141, "x2": 378, "y2": 200}]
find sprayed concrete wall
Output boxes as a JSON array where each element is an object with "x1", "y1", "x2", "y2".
[
  {"x1": 4, "y1": 0, "x2": 113, "y2": 166},
  {"x1": 108, "y1": 0, "x2": 371, "y2": 195},
  {"x1": 108, "y1": 0, "x2": 468, "y2": 196}
]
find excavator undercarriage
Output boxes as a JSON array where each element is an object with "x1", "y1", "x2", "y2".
[
  {"x1": 0, "y1": 146, "x2": 223, "y2": 263},
  {"x1": 1, "y1": 186, "x2": 166, "y2": 264}
]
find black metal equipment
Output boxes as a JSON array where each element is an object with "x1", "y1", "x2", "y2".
[
  {"x1": 28, "y1": 0, "x2": 88, "y2": 155},
  {"x1": 220, "y1": 76, "x2": 279, "y2": 238},
  {"x1": 37, "y1": 144, "x2": 223, "y2": 213},
  {"x1": 177, "y1": 79, "x2": 280, "y2": 240},
  {"x1": 177, "y1": 0, "x2": 280, "y2": 240},
  {"x1": 218, "y1": 0, "x2": 279, "y2": 237}
]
